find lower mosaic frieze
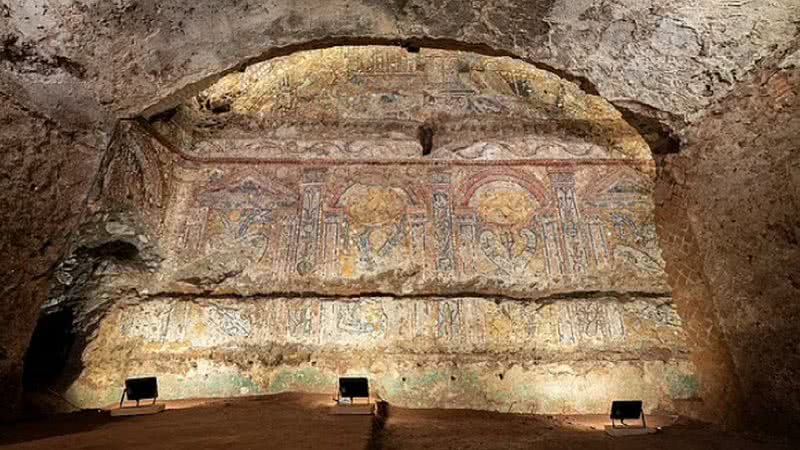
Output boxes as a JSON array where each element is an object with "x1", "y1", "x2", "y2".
[
  {"x1": 65, "y1": 295, "x2": 696, "y2": 413},
  {"x1": 100, "y1": 296, "x2": 686, "y2": 353}
]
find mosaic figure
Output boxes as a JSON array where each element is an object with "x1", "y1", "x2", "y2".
[
  {"x1": 338, "y1": 184, "x2": 411, "y2": 275},
  {"x1": 611, "y1": 213, "x2": 665, "y2": 273},
  {"x1": 470, "y1": 180, "x2": 542, "y2": 276}
]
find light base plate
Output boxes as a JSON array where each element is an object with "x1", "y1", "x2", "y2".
[
  {"x1": 110, "y1": 403, "x2": 166, "y2": 417},
  {"x1": 329, "y1": 404, "x2": 374, "y2": 415},
  {"x1": 605, "y1": 426, "x2": 658, "y2": 437}
]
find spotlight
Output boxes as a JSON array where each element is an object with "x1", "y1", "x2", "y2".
[
  {"x1": 331, "y1": 377, "x2": 374, "y2": 415},
  {"x1": 110, "y1": 376, "x2": 165, "y2": 417},
  {"x1": 606, "y1": 400, "x2": 656, "y2": 436},
  {"x1": 610, "y1": 400, "x2": 645, "y2": 428}
]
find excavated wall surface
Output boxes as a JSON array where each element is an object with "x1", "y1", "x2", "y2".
[
  {"x1": 51, "y1": 48, "x2": 697, "y2": 414},
  {"x1": 0, "y1": 95, "x2": 102, "y2": 419},
  {"x1": 62, "y1": 150, "x2": 697, "y2": 414},
  {"x1": 0, "y1": 0, "x2": 797, "y2": 431},
  {"x1": 658, "y1": 57, "x2": 800, "y2": 433}
]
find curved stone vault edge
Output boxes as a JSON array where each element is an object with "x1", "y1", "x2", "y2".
[{"x1": 132, "y1": 36, "x2": 683, "y2": 151}]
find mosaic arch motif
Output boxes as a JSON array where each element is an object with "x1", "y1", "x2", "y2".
[
  {"x1": 580, "y1": 167, "x2": 665, "y2": 273},
  {"x1": 162, "y1": 160, "x2": 667, "y2": 293},
  {"x1": 468, "y1": 180, "x2": 542, "y2": 277},
  {"x1": 337, "y1": 183, "x2": 414, "y2": 275}
]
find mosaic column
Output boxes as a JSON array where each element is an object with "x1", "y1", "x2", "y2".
[
  {"x1": 430, "y1": 171, "x2": 456, "y2": 275},
  {"x1": 294, "y1": 169, "x2": 325, "y2": 276},
  {"x1": 585, "y1": 214, "x2": 611, "y2": 268},
  {"x1": 550, "y1": 171, "x2": 588, "y2": 274},
  {"x1": 455, "y1": 213, "x2": 478, "y2": 278},
  {"x1": 321, "y1": 212, "x2": 341, "y2": 279},
  {"x1": 408, "y1": 212, "x2": 428, "y2": 272},
  {"x1": 539, "y1": 213, "x2": 565, "y2": 275}
]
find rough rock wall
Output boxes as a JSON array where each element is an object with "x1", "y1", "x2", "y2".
[
  {"x1": 3, "y1": 1, "x2": 797, "y2": 127},
  {"x1": 659, "y1": 53, "x2": 800, "y2": 432},
  {"x1": 48, "y1": 121, "x2": 178, "y2": 340},
  {"x1": 0, "y1": 94, "x2": 102, "y2": 418},
  {"x1": 654, "y1": 165, "x2": 742, "y2": 426}
]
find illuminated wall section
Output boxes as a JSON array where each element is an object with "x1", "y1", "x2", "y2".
[{"x1": 57, "y1": 47, "x2": 698, "y2": 413}]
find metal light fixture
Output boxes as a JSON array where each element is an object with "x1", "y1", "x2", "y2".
[
  {"x1": 111, "y1": 376, "x2": 165, "y2": 417},
  {"x1": 331, "y1": 377, "x2": 374, "y2": 415}
]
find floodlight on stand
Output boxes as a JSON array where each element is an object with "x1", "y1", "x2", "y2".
[
  {"x1": 110, "y1": 376, "x2": 165, "y2": 417},
  {"x1": 610, "y1": 400, "x2": 646, "y2": 428},
  {"x1": 330, "y1": 377, "x2": 374, "y2": 415},
  {"x1": 606, "y1": 400, "x2": 658, "y2": 437}
]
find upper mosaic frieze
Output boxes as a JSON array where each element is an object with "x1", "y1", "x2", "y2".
[{"x1": 155, "y1": 47, "x2": 651, "y2": 161}]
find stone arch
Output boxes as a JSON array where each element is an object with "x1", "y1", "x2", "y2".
[{"x1": 459, "y1": 168, "x2": 549, "y2": 207}]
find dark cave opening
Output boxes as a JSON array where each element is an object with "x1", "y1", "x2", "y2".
[
  {"x1": 419, "y1": 124, "x2": 434, "y2": 156},
  {"x1": 22, "y1": 309, "x2": 76, "y2": 390},
  {"x1": 84, "y1": 240, "x2": 140, "y2": 261}
]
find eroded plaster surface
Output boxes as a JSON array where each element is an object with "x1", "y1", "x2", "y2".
[
  {"x1": 68, "y1": 296, "x2": 694, "y2": 413},
  {"x1": 50, "y1": 47, "x2": 697, "y2": 414}
]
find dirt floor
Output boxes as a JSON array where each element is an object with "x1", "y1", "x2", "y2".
[
  {"x1": 0, "y1": 394, "x2": 792, "y2": 450},
  {"x1": 377, "y1": 406, "x2": 794, "y2": 450},
  {"x1": 0, "y1": 394, "x2": 372, "y2": 450}
]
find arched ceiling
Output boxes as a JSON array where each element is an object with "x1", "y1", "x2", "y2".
[
  {"x1": 1, "y1": 0, "x2": 797, "y2": 138},
  {"x1": 156, "y1": 46, "x2": 650, "y2": 160}
]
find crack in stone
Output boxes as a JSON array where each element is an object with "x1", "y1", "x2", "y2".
[{"x1": 120, "y1": 288, "x2": 672, "y2": 305}]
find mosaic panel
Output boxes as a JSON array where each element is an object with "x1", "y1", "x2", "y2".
[{"x1": 163, "y1": 162, "x2": 666, "y2": 293}]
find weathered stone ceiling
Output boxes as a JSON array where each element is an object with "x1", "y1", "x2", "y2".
[
  {"x1": 664, "y1": 61, "x2": 800, "y2": 433},
  {"x1": 2, "y1": 0, "x2": 798, "y2": 136}
]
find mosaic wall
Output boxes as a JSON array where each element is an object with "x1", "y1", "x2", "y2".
[
  {"x1": 64, "y1": 155, "x2": 692, "y2": 413},
  {"x1": 113, "y1": 297, "x2": 685, "y2": 352},
  {"x1": 61, "y1": 47, "x2": 695, "y2": 414},
  {"x1": 68, "y1": 295, "x2": 696, "y2": 412},
  {"x1": 161, "y1": 46, "x2": 649, "y2": 160},
  {"x1": 160, "y1": 161, "x2": 666, "y2": 296}
]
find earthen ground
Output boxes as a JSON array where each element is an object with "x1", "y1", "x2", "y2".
[
  {"x1": 378, "y1": 406, "x2": 793, "y2": 450},
  {"x1": 0, "y1": 394, "x2": 371, "y2": 450},
  {"x1": 0, "y1": 394, "x2": 791, "y2": 450}
]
